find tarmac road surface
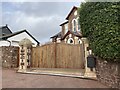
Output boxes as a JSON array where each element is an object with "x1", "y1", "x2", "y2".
[{"x1": 2, "y1": 69, "x2": 108, "y2": 88}]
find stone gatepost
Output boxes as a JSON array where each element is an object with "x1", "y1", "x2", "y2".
[
  {"x1": 18, "y1": 38, "x2": 32, "y2": 72},
  {"x1": 81, "y1": 38, "x2": 96, "y2": 78}
]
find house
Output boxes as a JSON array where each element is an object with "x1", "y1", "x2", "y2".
[
  {"x1": 50, "y1": 32, "x2": 63, "y2": 42},
  {"x1": 51, "y1": 6, "x2": 82, "y2": 44},
  {"x1": 0, "y1": 24, "x2": 12, "y2": 37},
  {"x1": 0, "y1": 25, "x2": 40, "y2": 47}
]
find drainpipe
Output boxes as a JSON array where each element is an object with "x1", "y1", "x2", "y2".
[
  {"x1": 1, "y1": 39, "x2": 11, "y2": 46},
  {"x1": 5, "y1": 40, "x2": 11, "y2": 46}
]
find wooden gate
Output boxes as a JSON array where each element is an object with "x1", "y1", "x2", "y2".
[{"x1": 32, "y1": 43, "x2": 85, "y2": 69}]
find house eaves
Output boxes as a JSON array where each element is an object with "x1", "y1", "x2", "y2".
[
  {"x1": 59, "y1": 21, "x2": 68, "y2": 26},
  {"x1": 66, "y1": 6, "x2": 78, "y2": 20},
  {"x1": 1, "y1": 30, "x2": 40, "y2": 45},
  {"x1": 50, "y1": 32, "x2": 63, "y2": 39},
  {"x1": 61, "y1": 30, "x2": 82, "y2": 40}
]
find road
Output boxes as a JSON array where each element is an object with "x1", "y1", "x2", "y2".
[{"x1": 2, "y1": 69, "x2": 108, "y2": 88}]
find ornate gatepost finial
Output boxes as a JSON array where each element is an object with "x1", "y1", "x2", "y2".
[{"x1": 18, "y1": 38, "x2": 32, "y2": 72}]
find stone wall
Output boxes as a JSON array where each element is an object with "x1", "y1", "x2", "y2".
[
  {"x1": 0, "y1": 46, "x2": 19, "y2": 68},
  {"x1": 0, "y1": 47, "x2": 2, "y2": 67},
  {"x1": 96, "y1": 59, "x2": 120, "y2": 89}
]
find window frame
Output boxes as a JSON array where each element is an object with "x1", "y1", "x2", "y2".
[{"x1": 67, "y1": 38, "x2": 74, "y2": 44}]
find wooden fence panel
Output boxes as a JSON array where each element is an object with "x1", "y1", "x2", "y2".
[{"x1": 31, "y1": 43, "x2": 85, "y2": 69}]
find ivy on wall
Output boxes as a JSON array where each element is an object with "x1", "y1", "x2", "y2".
[{"x1": 79, "y1": 2, "x2": 120, "y2": 62}]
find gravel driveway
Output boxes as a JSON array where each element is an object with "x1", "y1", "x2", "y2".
[{"x1": 2, "y1": 69, "x2": 108, "y2": 88}]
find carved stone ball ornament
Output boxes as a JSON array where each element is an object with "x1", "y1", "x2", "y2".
[{"x1": 19, "y1": 38, "x2": 32, "y2": 47}]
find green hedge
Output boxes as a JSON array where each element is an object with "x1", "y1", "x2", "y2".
[{"x1": 79, "y1": 2, "x2": 120, "y2": 62}]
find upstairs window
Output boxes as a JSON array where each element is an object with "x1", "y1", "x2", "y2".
[
  {"x1": 78, "y1": 21, "x2": 80, "y2": 31},
  {"x1": 77, "y1": 18, "x2": 81, "y2": 32},
  {"x1": 73, "y1": 20, "x2": 76, "y2": 31},
  {"x1": 72, "y1": 19, "x2": 77, "y2": 32}
]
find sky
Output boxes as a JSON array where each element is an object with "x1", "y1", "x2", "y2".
[{"x1": 1, "y1": 1, "x2": 85, "y2": 44}]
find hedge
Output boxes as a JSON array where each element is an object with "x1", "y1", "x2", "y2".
[{"x1": 79, "y1": 2, "x2": 120, "y2": 62}]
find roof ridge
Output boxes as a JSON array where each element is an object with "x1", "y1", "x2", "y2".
[
  {"x1": 66, "y1": 6, "x2": 78, "y2": 20},
  {"x1": 0, "y1": 25, "x2": 7, "y2": 29},
  {"x1": 1, "y1": 29, "x2": 39, "y2": 45}
]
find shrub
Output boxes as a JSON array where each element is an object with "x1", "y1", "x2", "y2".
[{"x1": 79, "y1": 2, "x2": 120, "y2": 62}]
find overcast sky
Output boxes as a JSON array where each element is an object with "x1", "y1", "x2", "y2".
[{"x1": 1, "y1": 1, "x2": 84, "y2": 44}]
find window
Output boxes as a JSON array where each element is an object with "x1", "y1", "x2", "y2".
[
  {"x1": 78, "y1": 21, "x2": 80, "y2": 31},
  {"x1": 70, "y1": 39, "x2": 73, "y2": 43},
  {"x1": 67, "y1": 38, "x2": 74, "y2": 44},
  {"x1": 73, "y1": 19, "x2": 76, "y2": 31},
  {"x1": 64, "y1": 23, "x2": 68, "y2": 34},
  {"x1": 78, "y1": 39, "x2": 82, "y2": 44},
  {"x1": 77, "y1": 18, "x2": 81, "y2": 31}
]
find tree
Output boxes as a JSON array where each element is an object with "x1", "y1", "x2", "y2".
[{"x1": 79, "y1": 2, "x2": 120, "y2": 62}]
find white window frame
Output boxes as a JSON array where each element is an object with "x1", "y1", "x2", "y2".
[
  {"x1": 72, "y1": 19, "x2": 77, "y2": 32},
  {"x1": 77, "y1": 17, "x2": 81, "y2": 32},
  {"x1": 78, "y1": 39, "x2": 82, "y2": 44},
  {"x1": 67, "y1": 38, "x2": 74, "y2": 44}
]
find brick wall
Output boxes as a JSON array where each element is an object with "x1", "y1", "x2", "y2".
[
  {"x1": 96, "y1": 59, "x2": 120, "y2": 89},
  {"x1": 0, "y1": 46, "x2": 19, "y2": 68}
]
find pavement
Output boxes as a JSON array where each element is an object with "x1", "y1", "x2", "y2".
[
  {"x1": 19, "y1": 68, "x2": 96, "y2": 80},
  {"x1": 2, "y1": 68, "x2": 109, "y2": 88}
]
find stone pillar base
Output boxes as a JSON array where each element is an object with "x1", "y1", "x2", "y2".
[
  {"x1": 18, "y1": 69, "x2": 27, "y2": 73},
  {"x1": 84, "y1": 72, "x2": 96, "y2": 78},
  {"x1": 84, "y1": 68, "x2": 96, "y2": 79}
]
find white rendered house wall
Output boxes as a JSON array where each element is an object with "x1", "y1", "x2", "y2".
[
  {"x1": 0, "y1": 41, "x2": 10, "y2": 46},
  {"x1": 7, "y1": 32, "x2": 38, "y2": 47}
]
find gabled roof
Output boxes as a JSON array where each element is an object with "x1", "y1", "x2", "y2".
[
  {"x1": 66, "y1": 6, "x2": 78, "y2": 20},
  {"x1": 59, "y1": 21, "x2": 68, "y2": 26},
  {"x1": 1, "y1": 30, "x2": 40, "y2": 45},
  {"x1": 50, "y1": 32, "x2": 63, "y2": 39},
  {"x1": 0, "y1": 25, "x2": 12, "y2": 35},
  {"x1": 61, "y1": 30, "x2": 82, "y2": 40}
]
